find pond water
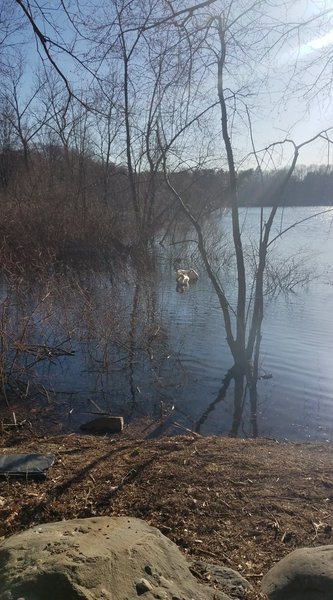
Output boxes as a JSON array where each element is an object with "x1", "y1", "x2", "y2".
[{"x1": 5, "y1": 206, "x2": 333, "y2": 441}]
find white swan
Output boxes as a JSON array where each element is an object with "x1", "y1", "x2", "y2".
[
  {"x1": 176, "y1": 272, "x2": 190, "y2": 286},
  {"x1": 176, "y1": 268, "x2": 199, "y2": 283}
]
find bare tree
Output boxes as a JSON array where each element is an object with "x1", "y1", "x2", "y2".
[
  {"x1": 13, "y1": 0, "x2": 223, "y2": 247},
  {"x1": 157, "y1": 1, "x2": 333, "y2": 435},
  {"x1": 0, "y1": 60, "x2": 50, "y2": 168}
]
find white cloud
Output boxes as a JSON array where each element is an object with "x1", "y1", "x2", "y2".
[{"x1": 299, "y1": 28, "x2": 333, "y2": 57}]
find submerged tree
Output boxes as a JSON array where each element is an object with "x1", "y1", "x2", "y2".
[{"x1": 157, "y1": 0, "x2": 333, "y2": 435}]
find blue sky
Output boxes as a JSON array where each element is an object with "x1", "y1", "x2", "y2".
[
  {"x1": 245, "y1": 0, "x2": 333, "y2": 166},
  {"x1": 6, "y1": 0, "x2": 333, "y2": 168}
]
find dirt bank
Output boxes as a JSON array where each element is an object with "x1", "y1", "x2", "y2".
[{"x1": 1, "y1": 429, "x2": 332, "y2": 599}]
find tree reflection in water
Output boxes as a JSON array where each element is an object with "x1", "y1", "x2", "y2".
[{"x1": 195, "y1": 366, "x2": 258, "y2": 438}]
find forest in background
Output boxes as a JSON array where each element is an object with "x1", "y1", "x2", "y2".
[
  {"x1": 0, "y1": 140, "x2": 332, "y2": 273},
  {"x1": 0, "y1": 0, "x2": 331, "y2": 273}
]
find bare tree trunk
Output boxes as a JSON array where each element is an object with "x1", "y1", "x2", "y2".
[{"x1": 217, "y1": 17, "x2": 247, "y2": 370}]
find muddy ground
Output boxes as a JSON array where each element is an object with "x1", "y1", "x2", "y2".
[{"x1": 1, "y1": 426, "x2": 333, "y2": 599}]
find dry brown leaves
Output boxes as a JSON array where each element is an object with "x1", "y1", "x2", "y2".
[{"x1": 1, "y1": 430, "x2": 333, "y2": 599}]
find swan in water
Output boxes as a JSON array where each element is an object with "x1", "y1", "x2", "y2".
[
  {"x1": 176, "y1": 272, "x2": 190, "y2": 286},
  {"x1": 176, "y1": 268, "x2": 199, "y2": 283}
]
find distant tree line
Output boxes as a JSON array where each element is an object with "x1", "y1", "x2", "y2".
[
  {"x1": 238, "y1": 167, "x2": 333, "y2": 207},
  {"x1": 0, "y1": 135, "x2": 331, "y2": 273}
]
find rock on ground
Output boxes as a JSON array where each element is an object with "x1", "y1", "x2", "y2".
[
  {"x1": 0, "y1": 516, "x2": 233, "y2": 600},
  {"x1": 193, "y1": 561, "x2": 252, "y2": 598},
  {"x1": 262, "y1": 544, "x2": 333, "y2": 600},
  {"x1": 80, "y1": 416, "x2": 124, "y2": 434}
]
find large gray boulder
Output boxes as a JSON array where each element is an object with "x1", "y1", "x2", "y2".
[
  {"x1": 262, "y1": 545, "x2": 333, "y2": 600},
  {"x1": 0, "y1": 516, "x2": 231, "y2": 600}
]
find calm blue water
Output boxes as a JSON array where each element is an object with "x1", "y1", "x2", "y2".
[
  {"x1": 143, "y1": 206, "x2": 333, "y2": 440},
  {"x1": 8, "y1": 207, "x2": 333, "y2": 441}
]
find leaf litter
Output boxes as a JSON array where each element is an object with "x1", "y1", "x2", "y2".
[{"x1": 1, "y1": 428, "x2": 333, "y2": 600}]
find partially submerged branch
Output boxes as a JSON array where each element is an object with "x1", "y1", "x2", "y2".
[{"x1": 162, "y1": 163, "x2": 237, "y2": 358}]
